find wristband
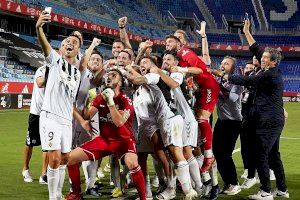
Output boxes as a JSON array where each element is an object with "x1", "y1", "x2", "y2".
[
  {"x1": 177, "y1": 67, "x2": 189, "y2": 73},
  {"x1": 201, "y1": 36, "x2": 207, "y2": 39},
  {"x1": 119, "y1": 26, "x2": 125, "y2": 29}
]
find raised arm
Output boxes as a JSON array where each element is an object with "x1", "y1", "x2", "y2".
[
  {"x1": 118, "y1": 17, "x2": 132, "y2": 49},
  {"x1": 134, "y1": 40, "x2": 153, "y2": 65},
  {"x1": 196, "y1": 21, "x2": 211, "y2": 65},
  {"x1": 124, "y1": 64, "x2": 148, "y2": 85},
  {"x1": 79, "y1": 38, "x2": 101, "y2": 71},
  {"x1": 151, "y1": 67, "x2": 179, "y2": 89},
  {"x1": 243, "y1": 19, "x2": 256, "y2": 47},
  {"x1": 36, "y1": 11, "x2": 52, "y2": 57}
]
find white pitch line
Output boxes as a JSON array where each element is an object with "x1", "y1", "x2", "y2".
[
  {"x1": 232, "y1": 148, "x2": 241, "y2": 154},
  {"x1": 280, "y1": 136, "x2": 300, "y2": 140}
]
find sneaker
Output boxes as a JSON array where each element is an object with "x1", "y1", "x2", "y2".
[
  {"x1": 209, "y1": 185, "x2": 219, "y2": 200},
  {"x1": 86, "y1": 187, "x2": 101, "y2": 197},
  {"x1": 22, "y1": 169, "x2": 33, "y2": 183},
  {"x1": 64, "y1": 192, "x2": 83, "y2": 200},
  {"x1": 104, "y1": 163, "x2": 110, "y2": 172},
  {"x1": 223, "y1": 184, "x2": 241, "y2": 195},
  {"x1": 220, "y1": 184, "x2": 230, "y2": 194},
  {"x1": 269, "y1": 170, "x2": 276, "y2": 181},
  {"x1": 195, "y1": 185, "x2": 205, "y2": 197},
  {"x1": 111, "y1": 187, "x2": 124, "y2": 198},
  {"x1": 152, "y1": 175, "x2": 159, "y2": 188},
  {"x1": 200, "y1": 157, "x2": 215, "y2": 172},
  {"x1": 272, "y1": 188, "x2": 289, "y2": 198},
  {"x1": 203, "y1": 181, "x2": 212, "y2": 197},
  {"x1": 241, "y1": 169, "x2": 248, "y2": 179},
  {"x1": 248, "y1": 190, "x2": 273, "y2": 200},
  {"x1": 39, "y1": 175, "x2": 47, "y2": 184},
  {"x1": 156, "y1": 187, "x2": 176, "y2": 200},
  {"x1": 241, "y1": 177, "x2": 258, "y2": 189},
  {"x1": 185, "y1": 188, "x2": 198, "y2": 200},
  {"x1": 97, "y1": 168, "x2": 105, "y2": 178},
  {"x1": 156, "y1": 182, "x2": 167, "y2": 194}
]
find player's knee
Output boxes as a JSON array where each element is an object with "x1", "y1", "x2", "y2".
[
  {"x1": 60, "y1": 153, "x2": 69, "y2": 165},
  {"x1": 125, "y1": 154, "x2": 138, "y2": 170}
]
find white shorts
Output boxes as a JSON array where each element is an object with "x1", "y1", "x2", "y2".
[
  {"x1": 40, "y1": 111, "x2": 72, "y2": 153},
  {"x1": 182, "y1": 120, "x2": 198, "y2": 147},
  {"x1": 160, "y1": 115, "x2": 184, "y2": 148}
]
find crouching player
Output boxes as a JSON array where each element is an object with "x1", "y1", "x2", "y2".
[{"x1": 65, "y1": 69, "x2": 146, "y2": 200}]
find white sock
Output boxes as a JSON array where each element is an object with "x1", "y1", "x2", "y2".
[
  {"x1": 204, "y1": 150, "x2": 213, "y2": 158},
  {"x1": 175, "y1": 161, "x2": 192, "y2": 194},
  {"x1": 87, "y1": 160, "x2": 98, "y2": 189},
  {"x1": 187, "y1": 157, "x2": 203, "y2": 192},
  {"x1": 47, "y1": 166, "x2": 60, "y2": 200},
  {"x1": 56, "y1": 165, "x2": 66, "y2": 198},
  {"x1": 202, "y1": 171, "x2": 211, "y2": 183},
  {"x1": 82, "y1": 160, "x2": 91, "y2": 184},
  {"x1": 209, "y1": 162, "x2": 218, "y2": 186},
  {"x1": 195, "y1": 154, "x2": 204, "y2": 169},
  {"x1": 145, "y1": 175, "x2": 152, "y2": 197}
]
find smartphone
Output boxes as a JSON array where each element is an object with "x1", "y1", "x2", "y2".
[
  {"x1": 44, "y1": 7, "x2": 52, "y2": 16},
  {"x1": 244, "y1": 12, "x2": 249, "y2": 21}
]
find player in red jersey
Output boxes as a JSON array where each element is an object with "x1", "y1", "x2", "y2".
[
  {"x1": 165, "y1": 34, "x2": 220, "y2": 173},
  {"x1": 65, "y1": 69, "x2": 146, "y2": 200}
]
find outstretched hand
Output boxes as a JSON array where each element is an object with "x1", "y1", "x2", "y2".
[
  {"x1": 196, "y1": 21, "x2": 207, "y2": 37},
  {"x1": 118, "y1": 16, "x2": 127, "y2": 27},
  {"x1": 36, "y1": 11, "x2": 51, "y2": 28},
  {"x1": 243, "y1": 19, "x2": 251, "y2": 34}
]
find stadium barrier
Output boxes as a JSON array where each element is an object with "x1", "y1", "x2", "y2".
[{"x1": 0, "y1": 93, "x2": 31, "y2": 109}]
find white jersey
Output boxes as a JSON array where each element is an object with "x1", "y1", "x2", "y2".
[
  {"x1": 30, "y1": 66, "x2": 46, "y2": 115},
  {"x1": 76, "y1": 68, "x2": 95, "y2": 112},
  {"x1": 170, "y1": 72, "x2": 198, "y2": 147},
  {"x1": 42, "y1": 49, "x2": 81, "y2": 121}
]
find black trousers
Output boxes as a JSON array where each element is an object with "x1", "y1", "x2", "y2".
[
  {"x1": 255, "y1": 126, "x2": 287, "y2": 193},
  {"x1": 213, "y1": 119, "x2": 241, "y2": 185},
  {"x1": 240, "y1": 116, "x2": 256, "y2": 178}
]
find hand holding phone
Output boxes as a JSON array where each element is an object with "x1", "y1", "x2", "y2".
[{"x1": 44, "y1": 7, "x2": 52, "y2": 16}]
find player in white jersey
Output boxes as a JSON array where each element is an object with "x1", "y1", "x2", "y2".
[
  {"x1": 125, "y1": 57, "x2": 198, "y2": 200},
  {"x1": 152, "y1": 51, "x2": 204, "y2": 196},
  {"x1": 36, "y1": 12, "x2": 82, "y2": 200},
  {"x1": 22, "y1": 65, "x2": 48, "y2": 184},
  {"x1": 71, "y1": 37, "x2": 105, "y2": 197}
]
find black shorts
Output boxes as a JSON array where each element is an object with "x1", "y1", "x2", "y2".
[{"x1": 25, "y1": 113, "x2": 41, "y2": 147}]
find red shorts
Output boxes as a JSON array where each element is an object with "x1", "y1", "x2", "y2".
[
  {"x1": 80, "y1": 136, "x2": 136, "y2": 161},
  {"x1": 194, "y1": 83, "x2": 220, "y2": 113}
]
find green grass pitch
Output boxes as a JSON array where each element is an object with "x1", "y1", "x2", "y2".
[{"x1": 0, "y1": 102, "x2": 300, "y2": 199}]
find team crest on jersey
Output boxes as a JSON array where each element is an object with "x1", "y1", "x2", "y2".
[{"x1": 181, "y1": 49, "x2": 190, "y2": 57}]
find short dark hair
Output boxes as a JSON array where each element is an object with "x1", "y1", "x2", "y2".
[
  {"x1": 69, "y1": 34, "x2": 82, "y2": 47},
  {"x1": 119, "y1": 50, "x2": 132, "y2": 60},
  {"x1": 113, "y1": 39, "x2": 125, "y2": 48},
  {"x1": 163, "y1": 50, "x2": 179, "y2": 61},
  {"x1": 139, "y1": 56, "x2": 158, "y2": 66},
  {"x1": 165, "y1": 35, "x2": 180, "y2": 43},
  {"x1": 91, "y1": 49, "x2": 103, "y2": 61},
  {"x1": 107, "y1": 68, "x2": 124, "y2": 86},
  {"x1": 151, "y1": 55, "x2": 163, "y2": 68}
]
